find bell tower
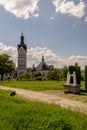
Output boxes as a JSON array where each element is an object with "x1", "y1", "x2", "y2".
[{"x1": 17, "y1": 33, "x2": 27, "y2": 77}]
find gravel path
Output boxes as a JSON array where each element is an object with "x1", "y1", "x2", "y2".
[{"x1": 0, "y1": 86, "x2": 87, "y2": 114}]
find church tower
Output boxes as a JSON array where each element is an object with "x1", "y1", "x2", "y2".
[{"x1": 17, "y1": 33, "x2": 27, "y2": 77}]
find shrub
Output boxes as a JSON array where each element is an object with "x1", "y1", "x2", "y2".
[
  {"x1": 34, "y1": 71, "x2": 43, "y2": 81},
  {"x1": 20, "y1": 72, "x2": 32, "y2": 80},
  {"x1": 47, "y1": 69, "x2": 60, "y2": 81},
  {"x1": 35, "y1": 76, "x2": 42, "y2": 81},
  {"x1": 35, "y1": 71, "x2": 42, "y2": 77}
]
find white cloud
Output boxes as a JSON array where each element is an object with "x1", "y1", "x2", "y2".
[
  {"x1": 33, "y1": 13, "x2": 39, "y2": 17},
  {"x1": 0, "y1": 42, "x2": 87, "y2": 69},
  {"x1": 0, "y1": 43, "x2": 17, "y2": 65},
  {"x1": 85, "y1": 16, "x2": 87, "y2": 22},
  {"x1": 50, "y1": 16, "x2": 54, "y2": 20},
  {"x1": 52, "y1": 0, "x2": 85, "y2": 18},
  {"x1": 0, "y1": 0, "x2": 39, "y2": 19},
  {"x1": 67, "y1": 55, "x2": 87, "y2": 69}
]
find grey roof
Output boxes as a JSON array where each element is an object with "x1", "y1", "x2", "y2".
[{"x1": 37, "y1": 56, "x2": 49, "y2": 71}]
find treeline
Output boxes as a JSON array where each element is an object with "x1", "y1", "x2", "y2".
[{"x1": 0, "y1": 53, "x2": 87, "y2": 91}]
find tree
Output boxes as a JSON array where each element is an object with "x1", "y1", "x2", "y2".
[
  {"x1": 0, "y1": 54, "x2": 15, "y2": 81},
  {"x1": 47, "y1": 69, "x2": 60, "y2": 80},
  {"x1": 35, "y1": 71, "x2": 42, "y2": 81},
  {"x1": 60, "y1": 66, "x2": 68, "y2": 80},
  {"x1": 68, "y1": 63, "x2": 81, "y2": 85},
  {"x1": 20, "y1": 72, "x2": 32, "y2": 80},
  {"x1": 75, "y1": 63, "x2": 81, "y2": 85},
  {"x1": 85, "y1": 65, "x2": 87, "y2": 91}
]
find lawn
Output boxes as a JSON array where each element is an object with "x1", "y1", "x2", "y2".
[
  {"x1": 0, "y1": 80, "x2": 85, "y2": 91},
  {"x1": 0, "y1": 80, "x2": 65, "y2": 91},
  {"x1": 0, "y1": 89, "x2": 87, "y2": 130}
]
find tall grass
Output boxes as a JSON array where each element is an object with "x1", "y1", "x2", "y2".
[{"x1": 0, "y1": 89, "x2": 87, "y2": 130}]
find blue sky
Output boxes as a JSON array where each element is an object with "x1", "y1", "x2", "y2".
[{"x1": 0, "y1": 0, "x2": 87, "y2": 68}]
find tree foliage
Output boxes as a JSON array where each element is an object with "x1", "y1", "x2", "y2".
[
  {"x1": 35, "y1": 71, "x2": 42, "y2": 77},
  {"x1": 0, "y1": 54, "x2": 15, "y2": 81},
  {"x1": 68, "y1": 63, "x2": 81, "y2": 85},
  {"x1": 47, "y1": 66, "x2": 68, "y2": 81},
  {"x1": 75, "y1": 63, "x2": 81, "y2": 85},
  {"x1": 60, "y1": 66, "x2": 68, "y2": 80},
  {"x1": 47, "y1": 69, "x2": 60, "y2": 80},
  {"x1": 20, "y1": 72, "x2": 32, "y2": 80},
  {"x1": 85, "y1": 65, "x2": 87, "y2": 91},
  {"x1": 34, "y1": 71, "x2": 42, "y2": 81}
]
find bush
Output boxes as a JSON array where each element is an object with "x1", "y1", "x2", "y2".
[
  {"x1": 34, "y1": 71, "x2": 43, "y2": 80},
  {"x1": 20, "y1": 72, "x2": 32, "y2": 80},
  {"x1": 35, "y1": 76, "x2": 42, "y2": 81},
  {"x1": 47, "y1": 69, "x2": 60, "y2": 81},
  {"x1": 35, "y1": 71, "x2": 42, "y2": 77}
]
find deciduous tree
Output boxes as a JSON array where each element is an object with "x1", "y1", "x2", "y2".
[
  {"x1": 85, "y1": 65, "x2": 87, "y2": 91},
  {"x1": 0, "y1": 54, "x2": 15, "y2": 81}
]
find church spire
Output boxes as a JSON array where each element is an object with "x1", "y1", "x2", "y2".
[
  {"x1": 42, "y1": 55, "x2": 44, "y2": 61},
  {"x1": 20, "y1": 32, "x2": 24, "y2": 44},
  {"x1": 18, "y1": 32, "x2": 27, "y2": 50}
]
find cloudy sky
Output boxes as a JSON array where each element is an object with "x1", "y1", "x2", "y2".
[{"x1": 0, "y1": 0, "x2": 87, "y2": 69}]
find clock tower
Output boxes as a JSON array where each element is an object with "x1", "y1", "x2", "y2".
[{"x1": 17, "y1": 33, "x2": 27, "y2": 77}]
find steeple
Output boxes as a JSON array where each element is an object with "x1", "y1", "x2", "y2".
[
  {"x1": 37, "y1": 55, "x2": 49, "y2": 71},
  {"x1": 20, "y1": 32, "x2": 24, "y2": 44},
  {"x1": 18, "y1": 33, "x2": 27, "y2": 50},
  {"x1": 42, "y1": 55, "x2": 44, "y2": 62}
]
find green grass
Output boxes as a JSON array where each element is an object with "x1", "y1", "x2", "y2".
[
  {"x1": 0, "y1": 89, "x2": 87, "y2": 130},
  {"x1": 0, "y1": 80, "x2": 65, "y2": 91},
  {"x1": 0, "y1": 80, "x2": 86, "y2": 91}
]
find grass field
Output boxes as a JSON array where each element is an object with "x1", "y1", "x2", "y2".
[
  {"x1": 0, "y1": 80, "x2": 65, "y2": 91},
  {"x1": 0, "y1": 80, "x2": 86, "y2": 91},
  {"x1": 0, "y1": 89, "x2": 87, "y2": 130}
]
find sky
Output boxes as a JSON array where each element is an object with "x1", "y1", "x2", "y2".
[{"x1": 0, "y1": 0, "x2": 87, "y2": 69}]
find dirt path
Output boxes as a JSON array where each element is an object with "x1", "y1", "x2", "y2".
[{"x1": 0, "y1": 86, "x2": 87, "y2": 114}]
